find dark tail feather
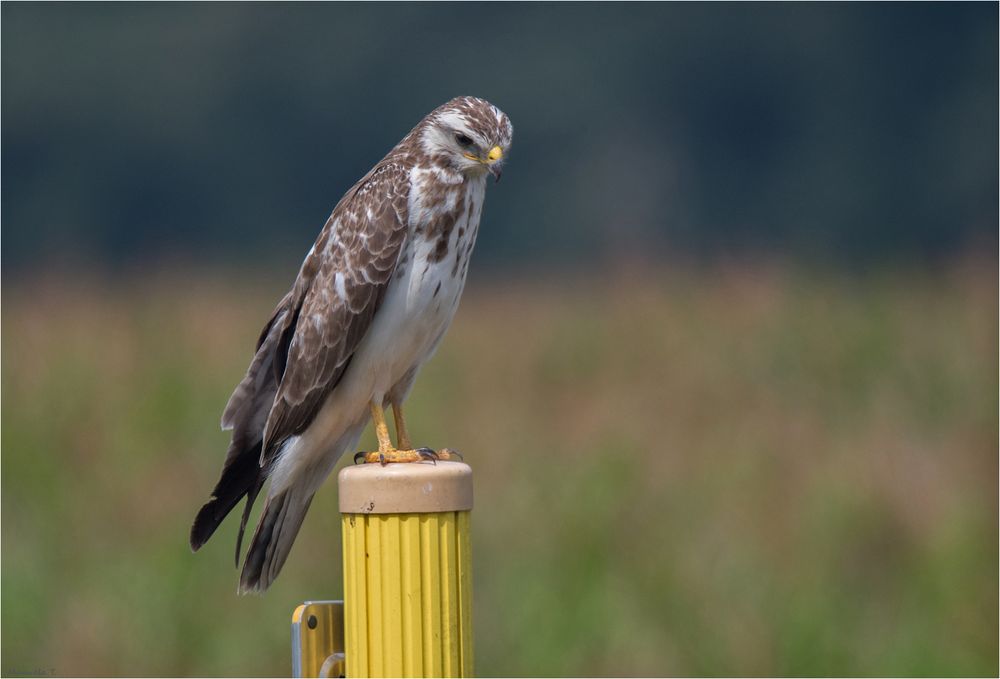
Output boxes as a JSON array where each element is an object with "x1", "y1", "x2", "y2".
[
  {"x1": 238, "y1": 485, "x2": 314, "y2": 594},
  {"x1": 234, "y1": 475, "x2": 265, "y2": 567},
  {"x1": 190, "y1": 438, "x2": 264, "y2": 554}
]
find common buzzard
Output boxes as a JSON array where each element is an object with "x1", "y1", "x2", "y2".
[{"x1": 190, "y1": 96, "x2": 513, "y2": 593}]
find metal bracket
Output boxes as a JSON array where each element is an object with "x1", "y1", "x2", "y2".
[{"x1": 292, "y1": 600, "x2": 345, "y2": 678}]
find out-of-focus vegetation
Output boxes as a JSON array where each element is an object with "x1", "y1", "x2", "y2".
[
  {"x1": 2, "y1": 259, "x2": 995, "y2": 676},
  {"x1": 2, "y1": 3, "x2": 996, "y2": 676},
  {"x1": 2, "y1": 2, "x2": 997, "y2": 272}
]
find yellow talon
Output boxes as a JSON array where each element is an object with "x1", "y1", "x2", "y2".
[
  {"x1": 356, "y1": 449, "x2": 434, "y2": 465},
  {"x1": 357, "y1": 402, "x2": 463, "y2": 465}
]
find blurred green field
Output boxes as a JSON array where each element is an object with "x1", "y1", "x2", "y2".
[{"x1": 2, "y1": 259, "x2": 997, "y2": 677}]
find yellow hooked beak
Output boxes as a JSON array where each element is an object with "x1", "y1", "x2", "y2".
[
  {"x1": 462, "y1": 145, "x2": 503, "y2": 164},
  {"x1": 462, "y1": 145, "x2": 504, "y2": 182}
]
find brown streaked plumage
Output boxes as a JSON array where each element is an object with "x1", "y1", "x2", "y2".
[{"x1": 191, "y1": 96, "x2": 513, "y2": 593}]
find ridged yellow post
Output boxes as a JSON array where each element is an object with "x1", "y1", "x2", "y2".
[{"x1": 339, "y1": 461, "x2": 474, "y2": 678}]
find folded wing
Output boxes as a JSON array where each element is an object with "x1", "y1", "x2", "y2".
[{"x1": 190, "y1": 162, "x2": 410, "y2": 566}]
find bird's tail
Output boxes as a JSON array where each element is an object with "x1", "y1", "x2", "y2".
[
  {"x1": 190, "y1": 437, "x2": 265, "y2": 563},
  {"x1": 238, "y1": 482, "x2": 315, "y2": 594}
]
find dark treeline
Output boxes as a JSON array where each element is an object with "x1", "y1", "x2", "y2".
[{"x1": 2, "y1": 3, "x2": 996, "y2": 273}]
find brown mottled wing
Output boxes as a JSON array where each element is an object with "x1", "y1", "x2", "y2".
[{"x1": 260, "y1": 162, "x2": 410, "y2": 461}]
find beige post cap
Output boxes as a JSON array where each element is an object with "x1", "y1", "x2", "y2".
[{"x1": 338, "y1": 461, "x2": 473, "y2": 514}]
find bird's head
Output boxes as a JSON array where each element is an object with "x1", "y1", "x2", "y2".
[{"x1": 420, "y1": 96, "x2": 513, "y2": 182}]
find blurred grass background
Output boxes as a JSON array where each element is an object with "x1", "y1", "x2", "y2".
[
  {"x1": 2, "y1": 257, "x2": 996, "y2": 676},
  {"x1": 2, "y1": 3, "x2": 997, "y2": 676}
]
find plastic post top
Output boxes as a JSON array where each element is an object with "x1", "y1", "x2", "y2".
[{"x1": 338, "y1": 461, "x2": 473, "y2": 514}]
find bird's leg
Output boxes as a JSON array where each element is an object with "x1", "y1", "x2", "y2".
[
  {"x1": 355, "y1": 401, "x2": 437, "y2": 465},
  {"x1": 391, "y1": 401, "x2": 413, "y2": 451},
  {"x1": 354, "y1": 400, "x2": 464, "y2": 465},
  {"x1": 371, "y1": 401, "x2": 394, "y2": 454}
]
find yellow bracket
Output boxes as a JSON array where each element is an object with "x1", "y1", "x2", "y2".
[{"x1": 292, "y1": 600, "x2": 345, "y2": 678}]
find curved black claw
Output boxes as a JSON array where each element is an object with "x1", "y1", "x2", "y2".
[
  {"x1": 415, "y1": 447, "x2": 438, "y2": 464},
  {"x1": 439, "y1": 448, "x2": 464, "y2": 462}
]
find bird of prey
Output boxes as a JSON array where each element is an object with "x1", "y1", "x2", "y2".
[{"x1": 190, "y1": 96, "x2": 512, "y2": 593}]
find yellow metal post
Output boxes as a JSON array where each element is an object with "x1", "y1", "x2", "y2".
[{"x1": 339, "y1": 461, "x2": 474, "y2": 678}]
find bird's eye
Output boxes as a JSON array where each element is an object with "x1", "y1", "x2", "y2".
[{"x1": 455, "y1": 134, "x2": 473, "y2": 147}]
